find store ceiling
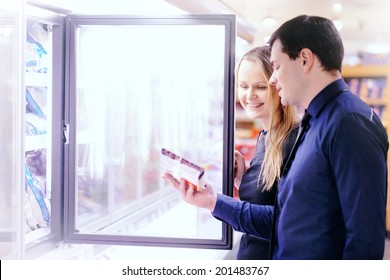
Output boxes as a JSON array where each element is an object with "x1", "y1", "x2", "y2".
[
  {"x1": 217, "y1": 0, "x2": 390, "y2": 56},
  {"x1": 29, "y1": 0, "x2": 390, "y2": 57},
  {"x1": 167, "y1": 0, "x2": 390, "y2": 57}
]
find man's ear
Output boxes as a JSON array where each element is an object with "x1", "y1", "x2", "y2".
[{"x1": 300, "y1": 48, "x2": 314, "y2": 71}]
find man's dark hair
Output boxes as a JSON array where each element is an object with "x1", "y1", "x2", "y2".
[{"x1": 268, "y1": 15, "x2": 344, "y2": 72}]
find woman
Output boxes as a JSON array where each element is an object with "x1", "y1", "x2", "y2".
[
  {"x1": 163, "y1": 46, "x2": 298, "y2": 259},
  {"x1": 233, "y1": 46, "x2": 297, "y2": 259}
]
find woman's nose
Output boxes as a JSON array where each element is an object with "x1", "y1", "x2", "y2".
[{"x1": 247, "y1": 88, "x2": 257, "y2": 98}]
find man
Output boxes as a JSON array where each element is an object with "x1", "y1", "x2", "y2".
[
  {"x1": 264, "y1": 14, "x2": 388, "y2": 259},
  {"x1": 163, "y1": 15, "x2": 388, "y2": 259}
]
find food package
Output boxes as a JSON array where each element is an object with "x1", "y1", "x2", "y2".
[{"x1": 161, "y1": 148, "x2": 206, "y2": 191}]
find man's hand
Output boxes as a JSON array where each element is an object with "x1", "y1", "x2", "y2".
[{"x1": 162, "y1": 173, "x2": 217, "y2": 212}]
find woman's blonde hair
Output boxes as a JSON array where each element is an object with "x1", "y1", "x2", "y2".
[{"x1": 235, "y1": 46, "x2": 298, "y2": 190}]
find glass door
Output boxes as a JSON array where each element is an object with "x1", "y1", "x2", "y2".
[
  {"x1": 0, "y1": 0, "x2": 24, "y2": 259},
  {"x1": 64, "y1": 15, "x2": 236, "y2": 249},
  {"x1": 23, "y1": 6, "x2": 65, "y2": 258}
]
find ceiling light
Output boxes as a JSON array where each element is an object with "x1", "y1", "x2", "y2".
[
  {"x1": 262, "y1": 17, "x2": 276, "y2": 27},
  {"x1": 333, "y1": 3, "x2": 343, "y2": 12}
]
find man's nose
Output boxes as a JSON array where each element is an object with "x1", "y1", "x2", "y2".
[{"x1": 269, "y1": 72, "x2": 276, "y2": 85}]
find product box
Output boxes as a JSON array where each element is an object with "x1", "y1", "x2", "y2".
[{"x1": 161, "y1": 148, "x2": 206, "y2": 191}]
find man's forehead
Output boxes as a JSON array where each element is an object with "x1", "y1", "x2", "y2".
[
  {"x1": 270, "y1": 40, "x2": 282, "y2": 64},
  {"x1": 270, "y1": 39, "x2": 282, "y2": 53}
]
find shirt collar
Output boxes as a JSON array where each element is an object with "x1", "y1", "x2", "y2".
[{"x1": 306, "y1": 79, "x2": 349, "y2": 119}]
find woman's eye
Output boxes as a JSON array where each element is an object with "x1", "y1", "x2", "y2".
[{"x1": 239, "y1": 84, "x2": 248, "y2": 89}]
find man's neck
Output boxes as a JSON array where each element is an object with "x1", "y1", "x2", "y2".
[{"x1": 301, "y1": 70, "x2": 341, "y2": 109}]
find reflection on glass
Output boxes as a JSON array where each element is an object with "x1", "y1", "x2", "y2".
[
  {"x1": 75, "y1": 24, "x2": 226, "y2": 240},
  {"x1": 0, "y1": 5, "x2": 23, "y2": 259}
]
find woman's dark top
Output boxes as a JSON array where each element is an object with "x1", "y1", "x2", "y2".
[{"x1": 236, "y1": 127, "x2": 298, "y2": 260}]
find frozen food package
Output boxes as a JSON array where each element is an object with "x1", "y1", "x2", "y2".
[{"x1": 161, "y1": 148, "x2": 206, "y2": 191}]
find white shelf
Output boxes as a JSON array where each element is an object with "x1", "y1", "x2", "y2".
[
  {"x1": 25, "y1": 72, "x2": 48, "y2": 87},
  {"x1": 25, "y1": 134, "x2": 47, "y2": 151},
  {"x1": 25, "y1": 227, "x2": 50, "y2": 244}
]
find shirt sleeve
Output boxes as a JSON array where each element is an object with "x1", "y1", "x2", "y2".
[
  {"x1": 212, "y1": 193, "x2": 274, "y2": 240},
  {"x1": 329, "y1": 112, "x2": 388, "y2": 259}
]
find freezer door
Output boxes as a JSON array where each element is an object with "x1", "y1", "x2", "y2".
[
  {"x1": 0, "y1": 2, "x2": 24, "y2": 259},
  {"x1": 64, "y1": 15, "x2": 235, "y2": 249}
]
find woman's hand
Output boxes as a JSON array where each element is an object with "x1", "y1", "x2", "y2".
[
  {"x1": 162, "y1": 173, "x2": 217, "y2": 212},
  {"x1": 234, "y1": 150, "x2": 246, "y2": 189}
]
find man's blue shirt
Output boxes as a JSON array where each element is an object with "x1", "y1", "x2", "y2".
[{"x1": 213, "y1": 79, "x2": 388, "y2": 259}]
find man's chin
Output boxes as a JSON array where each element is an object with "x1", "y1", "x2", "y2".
[{"x1": 280, "y1": 97, "x2": 289, "y2": 107}]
